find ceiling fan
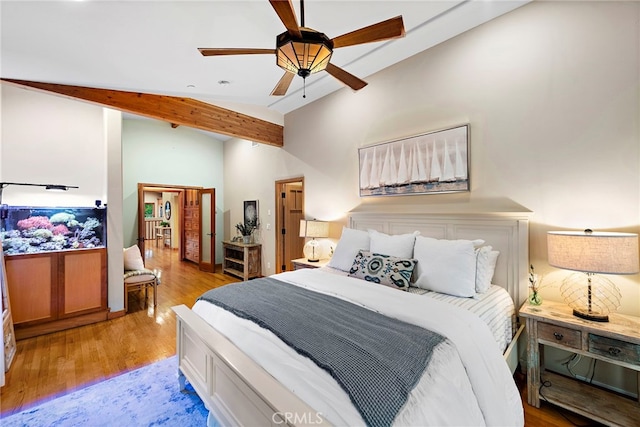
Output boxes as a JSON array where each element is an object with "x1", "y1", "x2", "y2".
[{"x1": 198, "y1": 0, "x2": 405, "y2": 97}]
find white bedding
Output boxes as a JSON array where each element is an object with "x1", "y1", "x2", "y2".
[
  {"x1": 192, "y1": 269, "x2": 524, "y2": 426},
  {"x1": 321, "y1": 265, "x2": 516, "y2": 353},
  {"x1": 409, "y1": 285, "x2": 515, "y2": 353}
]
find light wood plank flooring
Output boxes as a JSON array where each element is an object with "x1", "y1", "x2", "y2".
[{"x1": 1, "y1": 246, "x2": 603, "y2": 425}]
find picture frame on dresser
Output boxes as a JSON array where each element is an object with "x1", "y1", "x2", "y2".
[{"x1": 359, "y1": 124, "x2": 469, "y2": 197}]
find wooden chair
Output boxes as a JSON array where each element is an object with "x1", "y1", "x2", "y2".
[{"x1": 124, "y1": 269, "x2": 159, "y2": 312}]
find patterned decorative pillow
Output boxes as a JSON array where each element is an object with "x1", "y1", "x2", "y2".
[{"x1": 348, "y1": 250, "x2": 417, "y2": 291}]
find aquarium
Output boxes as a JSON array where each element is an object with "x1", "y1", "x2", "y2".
[{"x1": 0, "y1": 206, "x2": 106, "y2": 255}]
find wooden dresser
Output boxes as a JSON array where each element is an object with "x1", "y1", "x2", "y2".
[{"x1": 184, "y1": 189, "x2": 200, "y2": 263}]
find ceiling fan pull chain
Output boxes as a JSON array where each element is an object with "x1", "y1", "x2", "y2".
[{"x1": 303, "y1": 77, "x2": 306, "y2": 98}]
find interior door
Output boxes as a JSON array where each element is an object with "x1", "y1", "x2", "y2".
[
  {"x1": 199, "y1": 188, "x2": 216, "y2": 272},
  {"x1": 137, "y1": 184, "x2": 146, "y2": 262},
  {"x1": 275, "y1": 179, "x2": 304, "y2": 273}
]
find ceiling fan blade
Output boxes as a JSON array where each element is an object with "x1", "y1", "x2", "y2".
[
  {"x1": 331, "y1": 16, "x2": 405, "y2": 49},
  {"x1": 270, "y1": 72, "x2": 295, "y2": 96},
  {"x1": 269, "y1": 0, "x2": 302, "y2": 38},
  {"x1": 198, "y1": 48, "x2": 276, "y2": 56},
  {"x1": 325, "y1": 63, "x2": 368, "y2": 91}
]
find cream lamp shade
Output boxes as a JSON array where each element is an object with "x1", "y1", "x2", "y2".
[
  {"x1": 299, "y1": 219, "x2": 329, "y2": 262},
  {"x1": 547, "y1": 230, "x2": 639, "y2": 322}
]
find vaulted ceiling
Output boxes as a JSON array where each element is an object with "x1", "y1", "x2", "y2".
[{"x1": 1, "y1": 1, "x2": 529, "y2": 139}]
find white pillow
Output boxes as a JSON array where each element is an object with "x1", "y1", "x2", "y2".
[
  {"x1": 124, "y1": 245, "x2": 145, "y2": 271},
  {"x1": 368, "y1": 229, "x2": 419, "y2": 259},
  {"x1": 413, "y1": 236, "x2": 476, "y2": 297},
  {"x1": 327, "y1": 227, "x2": 370, "y2": 272},
  {"x1": 475, "y1": 246, "x2": 500, "y2": 293}
]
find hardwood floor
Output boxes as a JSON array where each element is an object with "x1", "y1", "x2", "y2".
[
  {"x1": 0, "y1": 246, "x2": 238, "y2": 418},
  {"x1": 1, "y1": 246, "x2": 604, "y2": 425}
]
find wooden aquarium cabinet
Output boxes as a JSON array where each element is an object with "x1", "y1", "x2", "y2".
[{"x1": 5, "y1": 248, "x2": 108, "y2": 339}]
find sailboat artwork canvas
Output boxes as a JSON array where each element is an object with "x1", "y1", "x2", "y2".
[{"x1": 358, "y1": 124, "x2": 469, "y2": 197}]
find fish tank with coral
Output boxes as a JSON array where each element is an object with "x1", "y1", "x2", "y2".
[{"x1": 0, "y1": 206, "x2": 106, "y2": 255}]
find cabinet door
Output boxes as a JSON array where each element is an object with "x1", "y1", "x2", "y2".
[
  {"x1": 5, "y1": 254, "x2": 57, "y2": 324},
  {"x1": 184, "y1": 207, "x2": 200, "y2": 262},
  {"x1": 59, "y1": 249, "x2": 107, "y2": 317}
]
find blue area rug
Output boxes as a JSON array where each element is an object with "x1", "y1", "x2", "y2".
[{"x1": 1, "y1": 356, "x2": 209, "y2": 426}]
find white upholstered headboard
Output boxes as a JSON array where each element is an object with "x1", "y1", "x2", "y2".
[{"x1": 348, "y1": 211, "x2": 530, "y2": 307}]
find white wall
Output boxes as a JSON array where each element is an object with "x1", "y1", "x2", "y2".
[
  {"x1": 104, "y1": 108, "x2": 124, "y2": 311},
  {"x1": 1, "y1": 85, "x2": 124, "y2": 311},
  {"x1": 1, "y1": 86, "x2": 108, "y2": 206},
  {"x1": 122, "y1": 119, "x2": 225, "y2": 263}
]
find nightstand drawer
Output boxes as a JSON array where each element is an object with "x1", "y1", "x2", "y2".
[
  {"x1": 588, "y1": 334, "x2": 640, "y2": 366},
  {"x1": 291, "y1": 258, "x2": 330, "y2": 270},
  {"x1": 538, "y1": 322, "x2": 581, "y2": 349}
]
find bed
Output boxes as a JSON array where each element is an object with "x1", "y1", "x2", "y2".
[{"x1": 173, "y1": 210, "x2": 530, "y2": 426}]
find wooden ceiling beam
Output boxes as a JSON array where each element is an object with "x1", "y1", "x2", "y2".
[{"x1": 0, "y1": 79, "x2": 283, "y2": 147}]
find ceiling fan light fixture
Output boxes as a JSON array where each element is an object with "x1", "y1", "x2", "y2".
[
  {"x1": 199, "y1": 1, "x2": 404, "y2": 97},
  {"x1": 276, "y1": 29, "x2": 333, "y2": 78}
]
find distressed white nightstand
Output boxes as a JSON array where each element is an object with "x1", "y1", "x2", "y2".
[{"x1": 519, "y1": 300, "x2": 640, "y2": 426}]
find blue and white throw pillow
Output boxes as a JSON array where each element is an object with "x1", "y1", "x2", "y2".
[{"x1": 348, "y1": 250, "x2": 417, "y2": 291}]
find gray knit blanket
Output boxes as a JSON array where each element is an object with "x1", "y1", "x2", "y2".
[{"x1": 197, "y1": 277, "x2": 445, "y2": 427}]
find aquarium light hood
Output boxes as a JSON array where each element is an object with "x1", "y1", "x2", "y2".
[{"x1": 0, "y1": 182, "x2": 79, "y2": 204}]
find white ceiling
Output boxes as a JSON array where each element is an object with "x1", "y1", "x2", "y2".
[{"x1": 1, "y1": 0, "x2": 529, "y2": 124}]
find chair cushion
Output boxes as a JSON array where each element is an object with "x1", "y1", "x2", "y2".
[{"x1": 124, "y1": 269, "x2": 158, "y2": 284}]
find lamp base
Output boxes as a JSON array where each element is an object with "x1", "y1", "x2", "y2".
[
  {"x1": 573, "y1": 309, "x2": 609, "y2": 322},
  {"x1": 303, "y1": 239, "x2": 322, "y2": 263}
]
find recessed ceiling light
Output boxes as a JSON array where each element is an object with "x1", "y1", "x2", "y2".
[
  {"x1": 186, "y1": 84, "x2": 196, "y2": 88},
  {"x1": 218, "y1": 80, "x2": 231, "y2": 85}
]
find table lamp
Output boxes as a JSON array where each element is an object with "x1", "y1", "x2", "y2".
[
  {"x1": 299, "y1": 219, "x2": 329, "y2": 262},
  {"x1": 547, "y1": 229, "x2": 639, "y2": 322}
]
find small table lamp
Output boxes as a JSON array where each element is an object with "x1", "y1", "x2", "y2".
[
  {"x1": 547, "y1": 229, "x2": 639, "y2": 322},
  {"x1": 299, "y1": 219, "x2": 329, "y2": 262}
]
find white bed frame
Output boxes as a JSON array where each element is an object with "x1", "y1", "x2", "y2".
[{"x1": 173, "y1": 211, "x2": 530, "y2": 427}]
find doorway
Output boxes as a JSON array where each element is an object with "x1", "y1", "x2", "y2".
[
  {"x1": 137, "y1": 183, "x2": 216, "y2": 272},
  {"x1": 137, "y1": 184, "x2": 184, "y2": 261},
  {"x1": 275, "y1": 178, "x2": 305, "y2": 273}
]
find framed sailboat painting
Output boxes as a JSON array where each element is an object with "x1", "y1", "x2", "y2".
[{"x1": 358, "y1": 124, "x2": 469, "y2": 197}]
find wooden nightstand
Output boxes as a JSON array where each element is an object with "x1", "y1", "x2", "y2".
[
  {"x1": 291, "y1": 258, "x2": 330, "y2": 270},
  {"x1": 222, "y1": 241, "x2": 262, "y2": 281},
  {"x1": 519, "y1": 300, "x2": 640, "y2": 426}
]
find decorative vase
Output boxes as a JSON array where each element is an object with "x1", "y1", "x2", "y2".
[
  {"x1": 242, "y1": 235, "x2": 251, "y2": 244},
  {"x1": 528, "y1": 290, "x2": 542, "y2": 305}
]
